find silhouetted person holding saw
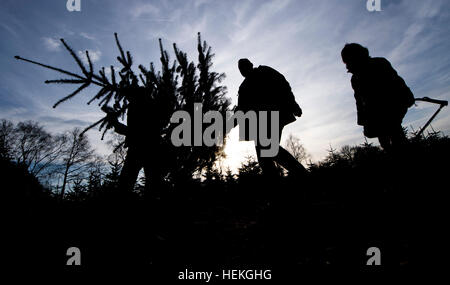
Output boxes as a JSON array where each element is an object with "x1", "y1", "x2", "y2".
[
  {"x1": 341, "y1": 43, "x2": 415, "y2": 151},
  {"x1": 236, "y1": 58, "x2": 307, "y2": 178},
  {"x1": 106, "y1": 82, "x2": 163, "y2": 195}
]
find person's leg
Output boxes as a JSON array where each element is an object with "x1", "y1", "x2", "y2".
[
  {"x1": 378, "y1": 136, "x2": 391, "y2": 151},
  {"x1": 391, "y1": 125, "x2": 408, "y2": 150},
  {"x1": 272, "y1": 124, "x2": 307, "y2": 177},
  {"x1": 143, "y1": 162, "x2": 164, "y2": 199},
  {"x1": 255, "y1": 144, "x2": 279, "y2": 178},
  {"x1": 118, "y1": 151, "x2": 142, "y2": 192},
  {"x1": 275, "y1": 146, "x2": 308, "y2": 177}
]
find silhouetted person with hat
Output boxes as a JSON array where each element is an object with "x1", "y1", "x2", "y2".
[
  {"x1": 236, "y1": 58, "x2": 307, "y2": 178},
  {"x1": 341, "y1": 43, "x2": 415, "y2": 151}
]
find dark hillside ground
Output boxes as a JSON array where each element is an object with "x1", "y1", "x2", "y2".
[{"x1": 3, "y1": 132, "x2": 448, "y2": 276}]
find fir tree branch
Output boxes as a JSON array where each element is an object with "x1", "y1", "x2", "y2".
[
  {"x1": 52, "y1": 82, "x2": 90, "y2": 108},
  {"x1": 45, "y1": 79, "x2": 86, "y2": 84},
  {"x1": 15, "y1": 56, "x2": 84, "y2": 80},
  {"x1": 60, "y1": 39, "x2": 89, "y2": 76}
]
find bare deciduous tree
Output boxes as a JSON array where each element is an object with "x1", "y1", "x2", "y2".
[
  {"x1": 58, "y1": 128, "x2": 94, "y2": 199},
  {"x1": 106, "y1": 133, "x2": 126, "y2": 167},
  {"x1": 284, "y1": 134, "x2": 311, "y2": 164},
  {"x1": 0, "y1": 119, "x2": 15, "y2": 160},
  {"x1": 0, "y1": 119, "x2": 67, "y2": 180}
]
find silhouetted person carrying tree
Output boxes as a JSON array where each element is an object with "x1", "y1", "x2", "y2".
[
  {"x1": 106, "y1": 82, "x2": 163, "y2": 195},
  {"x1": 15, "y1": 32, "x2": 231, "y2": 196},
  {"x1": 236, "y1": 58, "x2": 307, "y2": 178},
  {"x1": 341, "y1": 43, "x2": 415, "y2": 151}
]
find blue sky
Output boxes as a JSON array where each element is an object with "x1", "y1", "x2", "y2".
[{"x1": 1, "y1": 0, "x2": 449, "y2": 171}]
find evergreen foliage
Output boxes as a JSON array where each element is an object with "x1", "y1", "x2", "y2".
[{"x1": 15, "y1": 33, "x2": 231, "y2": 183}]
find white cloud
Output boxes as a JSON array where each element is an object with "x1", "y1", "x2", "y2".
[
  {"x1": 130, "y1": 3, "x2": 160, "y2": 18},
  {"x1": 42, "y1": 37, "x2": 61, "y2": 51},
  {"x1": 77, "y1": 50, "x2": 102, "y2": 64},
  {"x1": 104, "y1": 66, "x2": 119, "y2": 75},
  {"x1": 0, "y1": 23, "x2": 18, "y2": 38},
  {"x1": 80, "y1": 32, "x2": 96, "y2": 41},
  {"x1": 194, "y1": 0, "x2": 210, "y2": 8}
]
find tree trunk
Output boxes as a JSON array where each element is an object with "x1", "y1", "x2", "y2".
[{"x1": 60, "y1": 163, "x2": 70, "y2": 199}]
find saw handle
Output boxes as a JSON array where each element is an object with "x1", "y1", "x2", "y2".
[{"x1": 415, "y1": 97, "x2": 448, "y2": 106}]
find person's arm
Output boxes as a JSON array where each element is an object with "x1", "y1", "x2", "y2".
[
  {"x1": 113, "y1": 121, "x2": 128, "y2": 136},
  {"x1": 279, "y1": 74, "x2": 302, "y2": 117},
  {"x1": 378, "y1": 57, "x2": 415, "y2": 108},
  {"x1": 236, "y1": 81, "x2": 251, "y2": 113},
  {"x1": 286, "y1": 88, "x2": 302, "y2": 117},
  {"x1": 107, "y1": 115, "x2": 127, "y2": 135},
  {"x1": 292, "y1": 102, "x2": 302, "y2": 117},
  {"x1": 351, "y1": 76, "x2": 366, "y2": 126},
  {"x1": 233, "y1": 84, "x2": 249, "y2": 128},
  {"x1": 102, "y1": 105, "x2": 129, "y2": 136}
]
